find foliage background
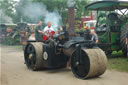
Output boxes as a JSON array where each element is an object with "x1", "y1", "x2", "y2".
[{"x1": 0, "y1": 0, "x2": 89, "y2": 24}]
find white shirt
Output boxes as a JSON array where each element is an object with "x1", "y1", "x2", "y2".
[
  {"x1": 43, "y1": 26, "x2": 58, "y2": 32},
  {"x1": 28, "y1": 36, "x2": 36, "y2": 41},
  {"x1": 43, "y1": 26, "x2": 55, "y2": 32},
  {"x1": 43, "y1": 26, "x2": 57, "y2": 37}
]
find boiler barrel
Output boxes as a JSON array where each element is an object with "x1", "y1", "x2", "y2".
[{"x1": 71, "y1": 48, "x2": 108, "y2": 79}]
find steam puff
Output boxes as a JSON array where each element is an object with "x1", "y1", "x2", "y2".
[
  {"x1": 0, "y1": 10, "x2": 13, "y2": 24},
  {"x1": 22, "y1": 1, "x2": 62, "y2": 29},
  {"x1": 44, "y1": 10, "x2": 62, "y2": 30},
  {"x1": 23, "y1": 2, "x2": 48, "y2": 20}
]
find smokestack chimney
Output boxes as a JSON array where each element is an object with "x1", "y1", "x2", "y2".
[
  {"x1": 67, "y1": 0, "x2": 75, "y2": 38},
  {"x1": 68, "y1": 7, "x2": 75, "y2": 33}
]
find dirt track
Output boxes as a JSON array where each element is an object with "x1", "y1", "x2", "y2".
[{"x1": 1, "y1": 45, "x2": 128, "y2": 85}]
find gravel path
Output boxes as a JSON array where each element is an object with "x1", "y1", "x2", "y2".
[{"x1": 1, "y1": 45, "x2": 128, "y2": 85}]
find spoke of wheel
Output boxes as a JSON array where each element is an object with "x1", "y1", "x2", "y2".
[
  {"x1": 31, "y1": 54, "x2": 36, "y2": 64},
  {"x1": 27, "y1": 45, "x2": 34, "y2": 53}
]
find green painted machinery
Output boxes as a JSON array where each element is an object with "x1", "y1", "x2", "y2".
[{"x1": 85, "y1": 1, "x2": 128, "y2": 56}]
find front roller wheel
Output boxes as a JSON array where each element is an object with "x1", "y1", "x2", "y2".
[
  {"x1": 24, "y1": 42, "x2": 44, "y2": 70},
  {"x1": 71, "y1": 48, "x2": 108, "y2": 79}
]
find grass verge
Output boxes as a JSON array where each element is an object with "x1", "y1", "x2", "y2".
[{"x1": 108, "y1": 51, "x2": 128, "y2": 72}]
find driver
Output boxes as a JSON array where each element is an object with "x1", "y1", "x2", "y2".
[
  {"x1": 35, "y1": 21, "x2": 43, "y2": 41},
  {"x1": 43, "y1": 22, "x2": 56, "y2": 37}
]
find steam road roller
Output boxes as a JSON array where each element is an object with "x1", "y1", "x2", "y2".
[{"x1": 24, "y1": 31, "x2": 108, "y2": 79}]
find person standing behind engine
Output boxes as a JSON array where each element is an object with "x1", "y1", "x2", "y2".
[
  {"x1": 35, "y1": 21, "x2": 43, "y2": 41},
  {"x1": 90, "y1": 29, "x2": 99, "y2": 44},
  {"x1": 28, "y1": 31, "x2": 35, "y2": 41}
]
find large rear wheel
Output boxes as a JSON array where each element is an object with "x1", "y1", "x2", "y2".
[{"x1": 120, "y1": 22, "x2": 128, "y2": 56}]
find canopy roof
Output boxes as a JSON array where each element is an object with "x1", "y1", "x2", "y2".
[{"x1": 85, "y1": 1, "x2": 128, "y2": 11}]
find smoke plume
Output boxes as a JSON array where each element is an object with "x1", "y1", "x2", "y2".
[
  {"x1": 23, "y1": 2, "x2": 47, "y2": 21},
  {"x1": 44, "y1": 10, "x2": 62, "y2": 29},
  {"x1": 20, "y1": 1, "x2": 62, "y2": 29}
]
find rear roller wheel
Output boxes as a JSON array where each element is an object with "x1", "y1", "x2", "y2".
[
  {"x1": 24, "y1": 42, "x2": 44, "y2": 70},
  {"x1": 71, "y1": 48, "x2": 107, "y2": 79},
  {"x1": 120, "y1": 22, "x2": 128, "y2": 56}
]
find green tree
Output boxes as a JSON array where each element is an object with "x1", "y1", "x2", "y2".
[
  {"x1": 32, "y1": 0, "x2": 68, "y2": 23},
  {"x1": 14, "y1": 0, "x2": 31, "y2": 23},
  {"x1": 75, "y1": 0, "x2": 89, "y2": 18},
  {"x1": 0, "y1": 0, "x2": 89, "y2": 24},
  {"x1": 0, "y1": 0, "x2": 17, "y2": 23},
  {"x1": 32, "y1": 0, "x2": 88, "y2": 23}
]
